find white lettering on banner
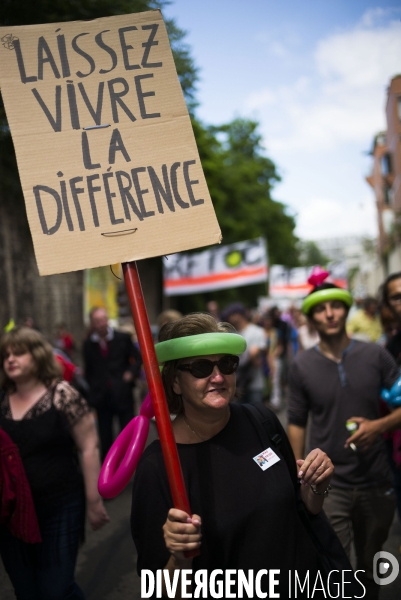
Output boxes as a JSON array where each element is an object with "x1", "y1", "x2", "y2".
[{"x1": 163, "y1": 237, "x2": 268, "y2": 295}]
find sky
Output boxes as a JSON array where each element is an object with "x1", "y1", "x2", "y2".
[{"x1": 163, "y1": 1, "x2": 401, "y2": 242}]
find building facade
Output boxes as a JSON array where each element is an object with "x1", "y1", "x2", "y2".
[{"x1": 360, "y1": 76, "x2": 401, "y2": 294}]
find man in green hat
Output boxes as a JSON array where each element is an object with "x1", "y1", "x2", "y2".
[{"x1": 287, "y1": 275, "x2": 401, "y2": 600}]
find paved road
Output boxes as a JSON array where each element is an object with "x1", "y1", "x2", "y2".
[{"x1": 1, "y1": 418, "x2": 401, "y2": 599}]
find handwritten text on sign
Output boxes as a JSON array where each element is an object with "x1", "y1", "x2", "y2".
[{"x1": 0, "y1": 11, "x2": 221, "y2": 275}]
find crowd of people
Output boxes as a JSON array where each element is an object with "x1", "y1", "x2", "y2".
[{"x1": 1, "y1": 270, "x2": 401, "y2": 598}]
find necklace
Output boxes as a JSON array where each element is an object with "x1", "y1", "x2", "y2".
[
  {"x1": 183, "y1": 411, "x2": 230, "y2": 442},
  {"x1": 183, "y1": 416, "x2": 207, "y2": 441}
]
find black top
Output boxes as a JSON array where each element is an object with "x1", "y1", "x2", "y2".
[
  {"x1": 288, "y1": 340, "x2": 399, "y2": 488},
  {"x1": 0, "y1": 380, "x2": 88, "y2": 507},
  {"x1": 83, "y1": 329, "x2": 142, "y2": 410},
  {"x1": 275, "y1": 318, "x2": 290, "y2": 356},
  {"x1": 131, "y1": 404, "x2": 321, "y2": 598}
]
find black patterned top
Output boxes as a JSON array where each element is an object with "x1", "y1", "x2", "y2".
[{"x1": 0, "y1": 380, "x2": 90, "y2": 506}]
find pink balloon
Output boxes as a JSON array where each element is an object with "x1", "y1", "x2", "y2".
[
  {"x1": 140, "y1": 392, "x2": 155, "y2": 419},
  {"x1": 98, "y1": 415, "x2": 150, "y2": 499},
  {"x1": 307, "y1": 265, "x2": 329, "y2": 287}
]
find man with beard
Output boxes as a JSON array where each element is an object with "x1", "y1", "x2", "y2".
[
  {"x1": 382, "y1": 272, "x2": 401, "y2": 364},
  {"x1": 381, "y1": 272, "x2": 401, "y2": 529}
]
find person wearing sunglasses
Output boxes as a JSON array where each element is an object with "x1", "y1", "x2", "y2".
[
  {"x1": 131, "y1": 313, "x2": 335, "y2": 598},
  {"x1": 382, "y1": 271, "x2": 401, "y2": 366},
  {"x1": 381, "y1": 272, "x2": 401, "y2": 535}
]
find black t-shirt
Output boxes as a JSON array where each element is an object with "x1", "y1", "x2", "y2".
[
  {"x1": 0, "y1": 380, "x2": 88, "y2": 506},
  {"x1": 275, "y1": 319, "x2": 290, "y2": 355},
  {"x1": 131, "y1": 404, "x2": 322, "y2": 598}
]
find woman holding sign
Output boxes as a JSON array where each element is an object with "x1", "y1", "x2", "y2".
[
  {"x1": 131, "y1": 314, "x2": 345, "y2": 599},
  {"x1": 0, "y1": 327, "x2": 109, "y2": 600}
]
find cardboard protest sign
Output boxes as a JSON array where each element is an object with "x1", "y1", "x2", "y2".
[
  {"x1": 0, "y1": 11, "x2": 221, "y2": 275},
  {"x1": 164, "y1": 237, "x2": 268, "y2": 295}
]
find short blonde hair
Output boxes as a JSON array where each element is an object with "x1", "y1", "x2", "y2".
[
  {"x1": 0, "y1": 327, "x2": 61, "y2": 391},
  {"x1": 159, "y1": 313, "x2": 236, "y2": 414}
]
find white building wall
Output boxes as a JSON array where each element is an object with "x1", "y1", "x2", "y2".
[{"x1": 388, "y1": 246, "x2": 401, "y2": 274}]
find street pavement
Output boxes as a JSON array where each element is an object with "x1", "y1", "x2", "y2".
[{"x1": 1, "y1": 415, "x2": 401, "y2": 599}]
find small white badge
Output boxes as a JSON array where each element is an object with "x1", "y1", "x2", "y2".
[{"x1": 253, "y1": 447, "x2": 281, "y2": 471}]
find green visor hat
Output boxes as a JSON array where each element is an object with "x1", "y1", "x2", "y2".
[
  {"x1": 155, "y1": 332, "x2": 247, "y2": 365},
  {"x1": 302, "y1": 288, "x2": 353, "y2": 315}
]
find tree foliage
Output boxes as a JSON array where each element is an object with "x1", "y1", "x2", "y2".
[
  {"x1": 172, "y1": 118, "x2": 299, "y2": 313},
  {"x1": 298, "y1": 241, "x2": 329, "y2": 267}
]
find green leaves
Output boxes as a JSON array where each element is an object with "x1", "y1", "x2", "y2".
[
  {"x1": 298, "y1": 241, "x2": 329, "y2": 267},
  {"x1": 169, "y1": 117, "x2": 300, "y2": 313}
]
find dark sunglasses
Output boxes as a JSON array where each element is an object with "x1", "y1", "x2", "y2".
[{"x1": 177, "y1": 355, "x2": 239, "y2": 379}]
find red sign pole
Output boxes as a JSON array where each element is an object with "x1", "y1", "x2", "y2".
[{"x1": 122, "y1": 261, "x2": 199, "y2": 557}]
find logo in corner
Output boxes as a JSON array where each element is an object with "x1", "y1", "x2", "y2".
[
  {"x1": 373, "y1": 551, "x2": 399, "y2": 585},
  {"x1": 1, "y1": 34, "x2": 19, "y2": 50}
]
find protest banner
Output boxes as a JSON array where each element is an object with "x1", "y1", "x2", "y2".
[
  {"x1": 0, "y1": 11, "x2": 220, "y2": 548},
  {"x1": 269, "y1": 262, "x2": 348, "y2": 299},
  {"x1": 84, "y1": 265, "x2": 120, "y2": 320},
  {"x1": 0, "y1": 11, "x2": 221, "y2": 275},
  {"x1": 164, "y1": 237, "x2": 268, "y2": 295}
]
